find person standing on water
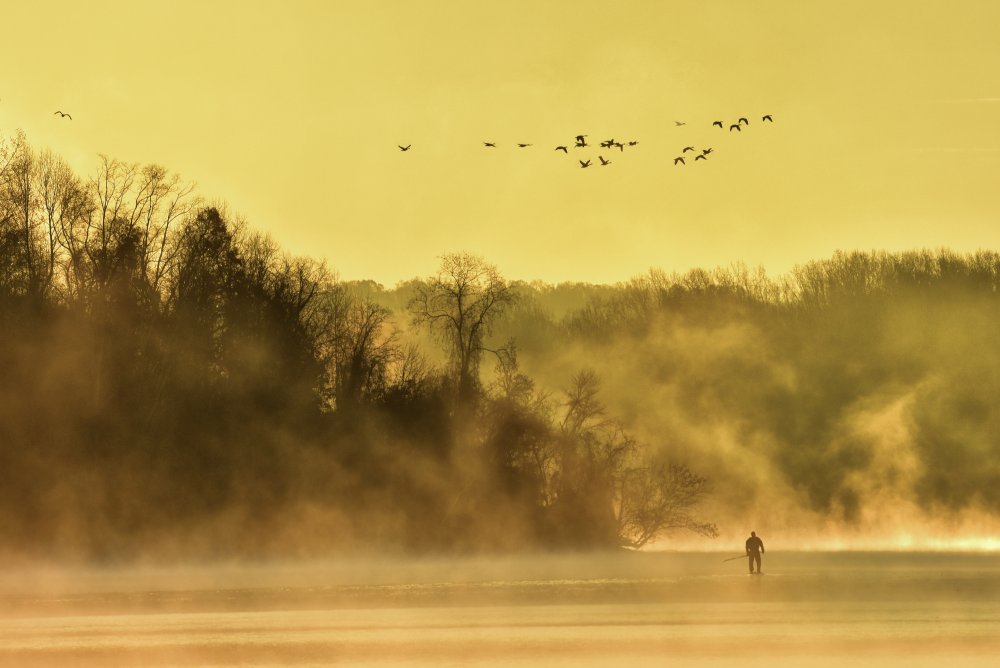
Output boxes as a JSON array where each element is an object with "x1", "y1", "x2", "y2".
[{"x1": 746, "y1": 531, "x2": 765, "y2": 574}]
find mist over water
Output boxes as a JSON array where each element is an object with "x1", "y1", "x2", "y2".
[{"x1": 2, "y1": 552, "x2": 999, "y2": 667}]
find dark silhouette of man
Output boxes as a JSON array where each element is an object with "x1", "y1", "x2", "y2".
[{"x1": 745, "y1": 531, "x2": 765, "y2": 574}]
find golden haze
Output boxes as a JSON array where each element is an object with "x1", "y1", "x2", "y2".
[{"x1": 1, "y1": 1, "x2": 999, "y2": 284}]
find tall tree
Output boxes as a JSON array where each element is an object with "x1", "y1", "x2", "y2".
[
  {"x1": 408, "y1": 253, "x2": 516, "y2": 406},
  {"x1": 0, "y1": 140, "x2": 54, "y2": 302},
  {"x1": 315, "y1": 287, "x2": 400, "y2": 411},
  {"x1": 88, "y1": 156, "x2": 196, "y2": 301}
]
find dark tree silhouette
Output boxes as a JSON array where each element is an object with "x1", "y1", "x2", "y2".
[
  {"x1": 315, "y1": 287, "x2": 401, "y2": 410},
  {"x1": 615, "y1": 460, "x2": 719, "y2": 548},
  {"x1": 408, "y1": 252, "x2": 516, "y2": 408}
]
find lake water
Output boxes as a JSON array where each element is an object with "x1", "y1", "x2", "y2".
[{"x1": 1, "y1": 552, "x2": 998, "y2": 666}]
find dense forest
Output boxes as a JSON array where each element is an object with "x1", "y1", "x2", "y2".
[{"x1": 2, "y1": 131, "x2": 999, "y2": 561}]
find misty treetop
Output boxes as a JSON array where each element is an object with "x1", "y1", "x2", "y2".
[
  {"x1": 3, "y1": 131, "x2": 1000, "y2": 560},
  {"x1": 351, "y1": 252, "x2": 1000, "y2": 538}
]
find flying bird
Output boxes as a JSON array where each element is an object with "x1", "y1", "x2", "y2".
[
  {"x1": 600, "y1": 139, "x2": 615, "y2": 148},
  {"x1": 712, "y1": 121, "x2": 723, "y2": 128},
  {"x1": 598, "y1": 156, "x2": 611, "y2": 166},
  {"x1": 517, "y1": 143, "x2": 532, "y2": 148},
  {"x1": 729, "y1": 124, "x2": 741, "y2": 132},
  {"x1": 674, "y1": 157, "x2": 685, "y2": 165},
  {"x1": 702, "y1": 148, "x2": 713, "y2": 155},
  {"x1": 674, "y1": 121, "x2": 686, "y2": 126},
  {"x1": 555, "y1": 145, "x2": 569, "y2": 153},
  {"x1": 682, "y1": 146, "x2": 696, "y2": 153},
  {"x1": 484, "y1": 142, "x2": 496, "y2": 147},
  {"x1": 574, "y1": 135, "x2": 588, "y2": 147},
  {"x1": 627, "y1": 140, "x2": 638, "y2": 146},
  {"x1": 54, "y1": 110, "x2": 72, "y2": 120},
  {"x1": 739, "y1": 117, "x2": 749, "y2": 125},
  {"x1": 613, "y1": 142, "x2": 624, "y2": 151},
  {"x1": 579, "y1": 159, "x2": 591, "y2": 168},
  {"x1": 762, "y1": 114, "x2": 773, "y2": 122},
  {"x1": 695, "y1": 154, "x2": 707, "y2": 161},
  {"x1": 398, "y1": 144, "x2": 411, "y2": 151}
]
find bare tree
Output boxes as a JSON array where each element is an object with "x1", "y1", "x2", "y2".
[
  {"x1": 485, "y1": 345, "x2": 557, "y2": 505},
  {"x1": 0, "y1": 137, "x2": 196, "y2": 307},
  {"x1": 560, "y1": 369, "x2": 609, "y2": 437},
  {"x1": 315, "y1": 286, "x2": 401, "y2": 410},
  {"x1": 0, "y1": 141, "x2": 54, "y2": 300},
  {"x1": 491, "y1": 342, "x2": 540, "y2": 406},
  {"x1": 0, "y1": 134, "x2": 27, "y2": 300},
  {"x1": 408, "y1": 253, "x2": 516, "y2": 405},
  {"x1": 550, "y1": 371, "x2": 717, "y2": 548},
  {"x1": 544, "y1": 372, "x2": 636, "y2": 545},
  {"x1": 88, "y1": 155, "x2": 197, "y2": 299},
  {"x1": 391, "y1": 342, "x2": 432, "y2": 397},
  {"x1": 0, "y1": 142, "x2": 94, "y2": 303},
  {"x1": 37, "y1": 150, "x2": 93, "y2": 301},
  {"x1": 615, "y1": 460, "x2": 719, "y2": 548}
]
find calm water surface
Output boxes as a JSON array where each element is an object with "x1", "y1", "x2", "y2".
[{"x1": 1, "y1": 552, "x2": 998, "y2": 666}]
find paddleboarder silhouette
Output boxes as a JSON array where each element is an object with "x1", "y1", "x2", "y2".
[{"x1": 746, "y1": 531, "x2": 765, "y2": 574}]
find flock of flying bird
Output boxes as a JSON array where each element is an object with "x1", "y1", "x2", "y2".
[
  {"x1": 48, "y1": 108, "x2": 773, "y2": 169},
  {"x1": 397, "y1": 115, "x2": 774, "y2": 169}
]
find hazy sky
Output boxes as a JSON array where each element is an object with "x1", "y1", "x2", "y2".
[{"x1": 2, "y1": 0, "x2": 998, "y2": 285}]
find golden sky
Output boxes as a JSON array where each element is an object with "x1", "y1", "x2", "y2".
[{"x1": 2, "y1": 0, "x2": 999, "y2": 284}]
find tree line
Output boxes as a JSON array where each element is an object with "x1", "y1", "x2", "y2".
[
  {"x1": 0, "y1": 132, "x2": 716, "y2": 560},
  {"x1": 495, "y1": 250, "x2": 1000, "y2": 524},
  {"x1": 5, "y1": 130, "x2": 999, "y2": 560}
]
